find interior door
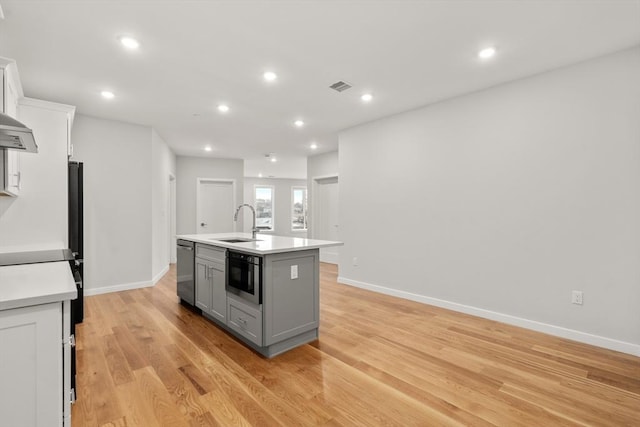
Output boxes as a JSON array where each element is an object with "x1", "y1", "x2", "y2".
[
  {"x1": 196, "y1": 179, "x2": 235, "y2": 234},
  {"x1": 315, "y1": 176, "x2": 339, "y2": 264}
]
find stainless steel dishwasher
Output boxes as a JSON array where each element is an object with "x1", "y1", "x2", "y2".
[{"x1": 177, "y1": 239, "x2": 195, "y2": 305}]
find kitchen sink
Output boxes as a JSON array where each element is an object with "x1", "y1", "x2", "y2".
[{"x1": 210, "y1": 238, "x2": 261, "y2": 243}]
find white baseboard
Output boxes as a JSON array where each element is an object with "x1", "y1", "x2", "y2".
[
  {"x1": 152, "y1": 265, "x2": 170, "y2": 285},
  {"x1": 85, "y1": 264, "x2": 170, "y2": 296},
  {"x1": 84, "y1": 280, "x2": 154, "y2": 296},
  {"x1": 337, "y1": 276, "x2": 640, "y2": 357}
]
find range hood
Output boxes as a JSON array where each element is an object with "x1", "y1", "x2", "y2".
[{"x1": 0, "y1": 112, "x2": 38, "y2": 153}]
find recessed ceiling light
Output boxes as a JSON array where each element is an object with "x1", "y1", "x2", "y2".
[
  {"x1": 258, "y1": 173, "x2": 263, "y2": 178},
  {"x1": 294, "y1": 120, "x2": 305, "y2": 127},
  {"x1": 101, "y1": 90, "x2": 115, "y2": 99},
  {"x1": 204, "y1": 146, "x2": 212, "y2": 152},
  {"x1": 478, "y1": 46, "x2": 497, "y2": 59},
  {"x1": 361, "y1": 93, "x2": 373, "y2": 102},
  {"x1": 310, "y1": 143, "x2": 318, "y2": 150},
  {"x1": 119, "y1": 36, "x2": 140, "y2": 50},
  {"x1": 263, "y1": 71, "x2": 277, "y2": 82},
  {"x1": 270, "y1": 157, "x2": 277, "y2": 163},
  {"x1": 217, "y1": 104, "x2": 230, "y2": 113}
]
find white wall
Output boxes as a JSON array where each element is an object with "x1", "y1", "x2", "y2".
[
  {"x1": 176, "y1": 156, "x2": 244, "y2": 235},
  {"x1": 71, "y1": 114, "x2": 153, "y2": 294},
  {"x1": 307, "y1": 151, "x2": 338, "y2": 239},
  {"x1": 338, "y1": 47, "x2": 640, "y2": 355},
  {"x1": 151, "y1": 129, "x2": 176, "y2": 281},
  {"x1": 0, "y1": 99, "x2": 72, "y2": 252},
  {"x1": 243, "y1": 177, "x2": 308, "y2": 238}
]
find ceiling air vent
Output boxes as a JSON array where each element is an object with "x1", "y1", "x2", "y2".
[{"x1": 329, "y1": 81, "x2": 352, "y2": 92}]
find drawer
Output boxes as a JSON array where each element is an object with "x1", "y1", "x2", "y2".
[
  {"x1": 196, "y1": 244, "x2": 226, "y2": 262},
  {"x1": 227, "y1": 296, "x2": 262, "y2": 346}
]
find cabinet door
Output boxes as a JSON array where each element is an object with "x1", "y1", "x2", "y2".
[
  {"x1": 0, "y1": 302, "x2": 63, "y2": 426},
  {"x1": 194, "y1": 258, "x2": 211, "y2": 312},
  {"x1": 4, "y1": 150, "x2": 20, "y2": 195},
  {"x1": 209, "y1": 260, "x2": 227, "y2": 322},
  {"x1": 1, "y1": 65, "x2": 21, "y2": 197},
  {"x1": 263, "y1": 251, "x2": 319, "y2": 346}
]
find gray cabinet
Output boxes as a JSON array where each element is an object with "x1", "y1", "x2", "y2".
[
  {"x1": 227, "y1": 295, "x2": 262, "y2": 346},
  {"x1": 263, "y1": 250, "x2": 319, "y2": 346},
  {"x1": 194, "y1": 245, "x2": 227, "y2": 323},
  {"x1": 194, "y1": 258, "x2": 211, "y2": 312}
]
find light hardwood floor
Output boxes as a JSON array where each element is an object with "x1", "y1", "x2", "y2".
[{"x1": 72, "y1": 263, "x2": 639, "y2": 426}]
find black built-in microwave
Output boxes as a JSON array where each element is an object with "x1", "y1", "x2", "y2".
[{"x1": 226, "y1": 250, "x2": 262, "y2": 305}]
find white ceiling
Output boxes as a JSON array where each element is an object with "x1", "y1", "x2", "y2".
[{"x1": 1, "y1": 1, "x2": 639, "y2": 179}]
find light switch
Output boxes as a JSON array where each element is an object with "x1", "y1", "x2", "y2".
[{"x1": 291, "y1": 265, "x2": 298, "y2": 280}]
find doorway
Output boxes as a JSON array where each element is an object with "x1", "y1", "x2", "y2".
[
  {"x1": 196, "y1": 179, "x2": 236, "y2": 234},
  {"x1": 168, "y1": 174, "x2": 176, "y2": 263},
  {"x1": 313, "y1": 175, "x2": 339, "y2": 264}
]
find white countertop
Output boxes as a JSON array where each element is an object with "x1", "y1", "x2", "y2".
[
  {"x1": 177, "y1": 233, "x2": 343, "y2": 255},
  {"x1": 0, "y1": 261, "x2": 77, "y2": 311}
]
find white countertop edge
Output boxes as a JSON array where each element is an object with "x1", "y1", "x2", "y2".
[
  {"x1": 177, "y1": 233, "x2": 343, "y2": 255},
  {"x1": 0, "y1": 261, "x2": 77, "y2": 311}
]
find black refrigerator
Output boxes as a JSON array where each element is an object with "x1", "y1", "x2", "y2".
[
  {"x1": 68, "y1": 161, "x2": 84, "y2": 399},
  {"x1": 68, "y1": 161, "x2": 84, "y2": 324}
]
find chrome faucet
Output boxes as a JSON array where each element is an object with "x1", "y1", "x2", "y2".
[{"x1": 234, "y1": 204, "x2": 259, "y2": 239}]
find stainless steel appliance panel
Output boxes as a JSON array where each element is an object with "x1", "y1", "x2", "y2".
[{"x1": 177, "y1": 239, "x2": 195, "y2": 305}]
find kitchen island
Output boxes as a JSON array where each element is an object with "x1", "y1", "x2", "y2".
[{"x1": 176, "y1": 233, "x2": 342, "y2": 357}]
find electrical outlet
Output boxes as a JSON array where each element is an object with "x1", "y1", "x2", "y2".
[
  {"x1": 352, "y1": 257, "x2": 358, "y2": 266},
  {"x1": 571, "y1": 290, "x2": 583, "y2": 305},
  {"x1": 290, "y1": 265, "x2": 298, "y2": 280}
]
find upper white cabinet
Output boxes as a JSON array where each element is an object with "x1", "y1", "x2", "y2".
[
  {"x1": 1, "y1": 59, "x2": 22, "y2": 196},
  {"x1": 0, "y1": 56, "x2": 76, "y2": 200}
]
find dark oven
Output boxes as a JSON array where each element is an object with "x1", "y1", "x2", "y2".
[{"x1": 226, "y1": 250, "x2": 262, "y2": 305}]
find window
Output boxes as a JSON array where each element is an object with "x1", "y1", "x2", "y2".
[
  {"x1": 254, "y1": 186, "x2": 274, "y2": 231},
  {"x1": 291, "y1": 187, "x2": 308, "y2": 231}
]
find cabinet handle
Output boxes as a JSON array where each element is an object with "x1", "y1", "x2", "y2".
[
  {"x1": 63, "y1": 334, "x2": 76, "y2": 347},
  {"x1": 237, "y1": 317, "x2": 247, "y2": 326},
  {"x1": 200, "y1": 222, "x2": 207, "y2": 227}
]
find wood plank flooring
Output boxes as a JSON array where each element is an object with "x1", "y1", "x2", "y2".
[{"x1": 72, "y1": 263, "x2": 640, "y2": 426}]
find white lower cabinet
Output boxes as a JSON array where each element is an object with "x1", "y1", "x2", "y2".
[{"x1": 0, "y1": 301, "x2": 72, "y2": 426}]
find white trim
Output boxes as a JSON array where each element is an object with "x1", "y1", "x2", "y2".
[
  {"x1": 20, "y1": 96, "x2": 76, "y2": 115},
  {"x1": 84, "y1": 280, "x2": 154, "y2": 296},
  {"x1": 168, "y1": 173, "x2": 177, "y2": 264},
  {"x1": 195, "y1": 178, "x2": 237, "y2": 233},
  {"x1": 84, "y1": 264, "x2": 170, "y2": 296},
  {"x1": 152, "y1": 265, "x2": 170, "y2": 285},
  {"x1": 337, "y1": 275, "x2": 640, "y2": 357}
]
